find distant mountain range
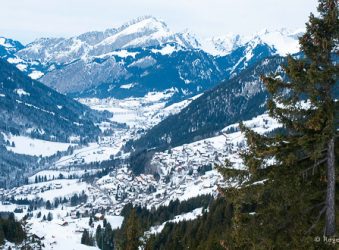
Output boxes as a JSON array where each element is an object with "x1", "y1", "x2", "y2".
[{"x1": 0, "y1": 16, "x2": 303, "y2": 102}]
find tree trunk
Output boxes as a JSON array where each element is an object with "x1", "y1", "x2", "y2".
[{"x1": 325, "y1": 137, "x2": 336, "y2": 236}]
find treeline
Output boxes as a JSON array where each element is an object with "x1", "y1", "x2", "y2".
[
  {"x1": 146, "y1": 198, "x2": 233, "y2": 250},
  {"x1": 0, "y1": 213, "x2": 25, "y2": 246},
  {"x1": 121, "y1": 195, "x2": 213, "y2": 229},
  {"x1": 84, "y1": 195, "x2": 213, "y2": 249},
  {"x1": 8, "y1": 191, "x2": 88, "y2": 211}
]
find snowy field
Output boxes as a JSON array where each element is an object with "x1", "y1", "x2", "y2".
[
  {"x1": 1, "y1": 205, "x2": 123, "y2": 250},
  {"x1": 79, "y1": 89, "x2": 199, "y2": 129},
  {"x1": 2, "y1": 133, "x2": 72, "y2": 157}
]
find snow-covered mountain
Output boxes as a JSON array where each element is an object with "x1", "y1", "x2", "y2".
[
  {"x1": 199, "y1": 33, "x2": 245, "y2": 56},
  {"x1": 0, "y1": 37, "x2": 24, "y2": 57},
  {"x1": 1, "y1": 17, "x2": 303, "y2": 102},
  {"x1": 16, "y1": 16, "x2": 199, "y2": 65},
  {"x1": 0, "y1": 58, "x2": 110, "y2": 187},
  {"x1": 200, "y1": 28, "x2": 303, "y2": 57}
]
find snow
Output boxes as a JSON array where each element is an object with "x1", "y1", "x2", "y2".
[
  {"x1": 97, "y1": 17, "x2": 170, "y2": 49},
  {"x1": 128, "y1": 56, "x2": 156, "y2": 68},
  {"x1": 0, "y1": 176, "x2": 124, "y2": 249},
  {"x1": 28, "y1": 213, "x2": 123, "y2": 250},
  {"x1": 16, "y1": 63, "x2": 27, "y2": 71},
  {"x1": 256, "y1": 28, "x2": 301, "y2": 55},
  {"x1": 144, "y1": 89, "x2": 175, "y2": 102},
  {"x1": 13, "y1": 179, "x2": 90, "y2": 201},
  {"x1": 14, "y1": 88, "x2": 30, "y2": 97},
  {"x1": 147, "y1": 207, "x2": 204, "y2": 235},
  {"x1": 105, "y1": 215, "x2": 124, "y2": 229},
  {"x1": 120, "y1": 83, "x2": 136, "y2": 89},
  {"x1": 200, "y1": 28, "x2": 302, "y2": 56},
  {"x1": 7, "y1": 57, "x2": 24, "y2": 64},
  {"x1": 3, "y1": 133, "x2": 72, "y2": 157},
  {"x1": 28, "y1": 170, "x2": 101, "y2": 183},
  {"x1": 79, "y1": 88, "x2": 181, "y2": 128},
  {"x1": 16, "y1": 99, "x2": 56, "y2": 116},
  {"x1": 97, "y1": 50, "x2": 139, "y2": 59},
  {"x1": 0, "y1": 37, "x2": 15, "y2": 48},
  {"x1": 199, "y1": 33, "x2": 244, "y2": 56},
  {"x1": 28, "y1": 70, "x2": 44, "y2": 79},
  {"x1": 54, "y1": 143, "x2": 117, "y2": 167},
  {"x1": 151, "y1": 44, "x2": 178, "y2": 55}
]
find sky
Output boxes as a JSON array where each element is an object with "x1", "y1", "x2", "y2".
[{"x1": 0, "y1": 0, "x2": 318, "y2": 44}]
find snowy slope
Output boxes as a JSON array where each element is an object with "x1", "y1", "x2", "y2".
[
  {"x1": 2, "y1": 133, "x2": 72, "y2": 157},
  {"x1": 146, "y1": 207, "x2": 204, "y2": 235},
  {"x1": 201, "y1": 28, "x2": 303, "y2": 57},
  {"x1": 2, "y1": 17, "x2": 302, "y2": 102},
  {"x1": 16, "y1": 16, "x2": 199, "y2": 65}
]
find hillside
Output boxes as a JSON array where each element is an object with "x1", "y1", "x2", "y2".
[
  {"x1": 130, "y1": 56, "x2": 286, "y2": 151},
  {"x1": 0, "y1": 59, "x2": 109, "y2": 188},
  {"x1": 0, "y1": 59, "x2": 106, "y2": 143}
]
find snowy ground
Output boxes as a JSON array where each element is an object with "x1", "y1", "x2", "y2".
[
  {"x1": 2, "y1": 133, "x2": 72, "y2": 157},
  {"x1": 1, "y1": 205, "x2": 123, "y2": 250},
  {"x1": 145, "y1": 207, "x2": 204, "y2": 236},
  {"x1": 28, "y1": 214, "x2": 123, "y2": 250},
  {"x1": 79, "y1": 89, "x2": 200, "y2": 129}
]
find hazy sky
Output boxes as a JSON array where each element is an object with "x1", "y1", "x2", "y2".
[{"x1": 0, "y1": 0, "x2": 318, "y2": 44}]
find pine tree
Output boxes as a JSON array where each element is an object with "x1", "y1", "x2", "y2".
[
  {"x1": 0, "y1": 224, "x2": 4, "y2": 245},
  {"x1": 96, "y1": 224, "x2": 103, "y2": 249},
  {"x1": 81, "y1": 229, "x2": 94, "y2": 246},
  {"x1": 124, "y1": 209, "x2": 141, "y2": 250},
  {"x1": 261, "y1": 0, "x2": 338, "y2": 236},
  {"x1": 219, "y1": 0, "x2": 338, "y2": 248},
  {"x1": 45, "y1": 200, "x2": 52, "y2": 210},
  {"x1": 89, "y1": 216, "x2": 93, "y2": 227},
  {"x1": 47, "y1": 212, "x2": 53, "y2": 221}
]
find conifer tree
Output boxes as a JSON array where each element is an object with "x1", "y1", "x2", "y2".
[
  {"x1": 261, "y1": 0, "x2": 338, "y2": 236},
  {"x1": 47, "y1": 212, "x2": 53, "y2": 221},
  {"x1": 81, "y1": 229, "x2": 94, "y2": 246},
  {"x1": 96, "y1": 224, "x2": 103, "y2": 249},
  {"x1": 0, "y1": 224, "x2": 4, "y2": 245},
  {"x1": 219, "y1": 0, "x2": 338, "y2": 248},
  {"x1": 89, "y1": 216, "x2": 93, "y2": 227},
  {"x1": 125, "y1": 208, "x2": 141, "y2": 250}
]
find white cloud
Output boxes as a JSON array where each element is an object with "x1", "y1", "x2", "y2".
[{"x1": 0, "y1": 0, "x2": 317, "y2": 44}]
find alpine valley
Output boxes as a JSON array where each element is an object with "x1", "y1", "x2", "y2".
[{"x1": 0, "y1": 13, "x2": 337, "y2": 250}]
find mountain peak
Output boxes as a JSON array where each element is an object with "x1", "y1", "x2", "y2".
[
  {"x1": 251, "y1": 28, "x2": 302, "y2": 55},
  {"x1": 121, "y1": 15, "x2": 168, "y2": 29},
  {"x1": 0, "y1": 37, "x2": 24, "y2": 58}
]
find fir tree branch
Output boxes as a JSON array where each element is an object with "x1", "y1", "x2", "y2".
[{"x1": 306, "y1": 205, "x2": 327, "y2": 234}]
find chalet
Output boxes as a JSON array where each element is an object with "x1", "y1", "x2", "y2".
[{"x1": 95, "y1": 213, "x2": 104, "y2": 220}]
